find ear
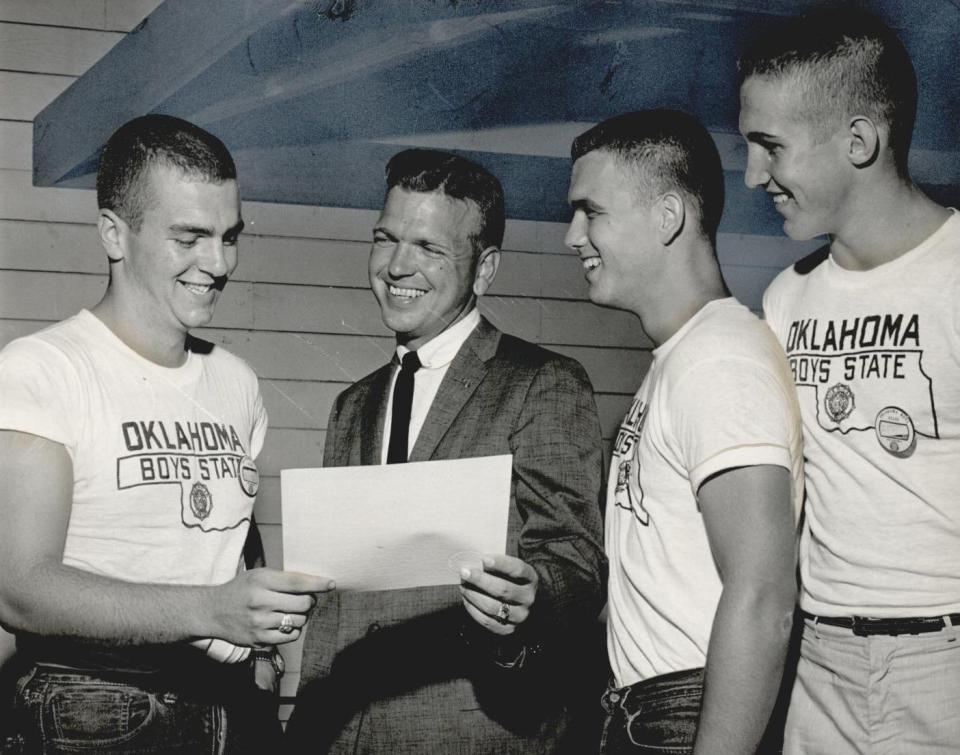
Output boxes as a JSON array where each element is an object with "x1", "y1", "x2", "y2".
[
  {"x1": 98, "y1": 209, "x2": 128, "y2": 263},
  {"x1": 847, "y1": 116, "x2": 880, "y2": 169},
  {"x1": 472, "y1": 247, "x2": 501, "y2": 297},
  {"x1": 657, "y1": 192, "x2": 685, "y2": 246}
]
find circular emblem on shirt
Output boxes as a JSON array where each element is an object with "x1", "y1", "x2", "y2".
[
  {"x1": 238, "y1": 455, "x2": 260, "y2": 497},
  {"x1": 189, "y1": 482, "x2": 213, "y2": 520},
  {"x1": 874, "y1": 406, "x2": 916, "y2": 458},
  {"x1": 824, "y1": 383, "x2": 855, "y2": 423}
]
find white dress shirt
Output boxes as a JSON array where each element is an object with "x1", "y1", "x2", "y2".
[{"x1": 380, "y1": 309, "x2": 481, "y2": 464}]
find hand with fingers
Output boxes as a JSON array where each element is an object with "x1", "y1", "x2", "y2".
[
  {"x1": 210, "y1": 567, "x2": 335, "y2": 646},
  {"x1": 459, "y1": 553, "x2": 539, "y2": 636}
]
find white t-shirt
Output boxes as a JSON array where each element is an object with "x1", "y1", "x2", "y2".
[
  {"x1": 0, "y1": 310, "x2": 267, "y2": 588},
  {"x1": 606, "y1": 297, "x2": 803, "y2": 688},
  {"x1": 763, "y1": 210, "x2": 960, "y2": 617}
]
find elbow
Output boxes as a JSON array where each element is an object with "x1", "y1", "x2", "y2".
[
  {"x1": 0, "y1": 590, "x2": 33, "y2": 634},
  {"x1": 725, "y1": 575, "x2": 797, "y2": 642},
  {"x1": 0, "y1": 560, "x2": 60, "y2": 634}
]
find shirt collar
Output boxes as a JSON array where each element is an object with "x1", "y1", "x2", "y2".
[{"x1": 396, "y1": 309, "x2": 481, "y2": 369}]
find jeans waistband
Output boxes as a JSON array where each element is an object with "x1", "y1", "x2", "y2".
[
  {"x1": 801, "y1": 610, "x2": 960, "y2": 637},
  {"x1": 601, "y1": 667, "x2": 704, "y2": 714}
]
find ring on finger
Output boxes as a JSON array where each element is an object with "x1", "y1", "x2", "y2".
[
  {"x1": 278, "y1": 613, "x2": 296, "y2": 634},
  {"x1": 495, "y1": 602, "x2": 511, "y2": 625}
]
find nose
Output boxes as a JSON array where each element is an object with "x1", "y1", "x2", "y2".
[
  {"x1": 743, "y1": 146, "x2": 770, "y2": 189},
  {"x1": 387, "y1": 242, "x2": 416, "y2": 279},
  {"x1": 199, "y1": 238, "x2": 231, "y2": 278},
  {"x1": 564, "y1": 211, "x2": 587, "y2": 252}
]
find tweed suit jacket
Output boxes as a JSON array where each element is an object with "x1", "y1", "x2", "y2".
[{"x1": 287, "y1": 317, "x2": 606, "y2": 754}]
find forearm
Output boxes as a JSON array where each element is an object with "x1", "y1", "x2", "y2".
[
  {"x1": 0, "y1": 559, "x2": 225, "y2": 645},
  {"x1": 693, "y1": 581, "x2": 795, "y2": 755}
]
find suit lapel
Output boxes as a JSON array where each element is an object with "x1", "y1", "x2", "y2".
[
  {"x1": 358, "y1": 363, "x2": 394, "y2": 466},
  {"x1": 409, "y1": 318, "x2": 501, "y2": 463}
]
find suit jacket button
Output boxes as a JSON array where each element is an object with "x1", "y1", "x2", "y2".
[{"x1": 367, "y1": 622, "x2": 381, "y2": 635}]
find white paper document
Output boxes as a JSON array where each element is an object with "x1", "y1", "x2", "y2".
[{"x1": 281, "y1": 454, "x2": 512, "y2": 591}]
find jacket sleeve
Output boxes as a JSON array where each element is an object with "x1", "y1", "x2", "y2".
[{"x1": 509, "y1": 355, "x2": 607, "y2": 648}]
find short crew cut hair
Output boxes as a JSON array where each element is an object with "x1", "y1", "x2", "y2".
[
  {"x1": 97, "y1": 114, "x2": 237, "y2": 230},
  {"x1": 385, "y1": 148, "x2": 506, "y2": 252},
  {"x1": 571, "y1": 109, "x2": 725, "y2": 243},
  {"x1": 739, "y1": 6, "x2": 917, "y2": 176}
]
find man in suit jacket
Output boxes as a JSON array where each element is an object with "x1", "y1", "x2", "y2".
[{"x1": 286, "y1": 148, "x2": 607, "y2": 753}]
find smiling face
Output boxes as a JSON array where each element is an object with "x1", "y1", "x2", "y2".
[
  {"x1": 369, "y1": 188, "x2": 493, "y2": 349},
  {"x1": 565, "y1": 150, "x2": 660, "y2": 313},
  {"x1": 739, "y1": 74, "x2": 854, "y2": 241},
  {"x1": 113, "y1": 164, "x2": 242, "y2": 340}
]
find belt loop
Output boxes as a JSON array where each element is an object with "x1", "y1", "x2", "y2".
[{"x1": 945, "y1": 615, "x2": 954, "y2": 628}]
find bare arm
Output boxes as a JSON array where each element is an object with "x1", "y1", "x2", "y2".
[
  {"x1": 693, "y1": 464, "x2": 797, "y2": 755},
  {"x1": 0, "y1": 430, "x2": 332, "y2": 647}
]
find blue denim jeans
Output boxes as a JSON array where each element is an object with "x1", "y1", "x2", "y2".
[
  {"x1": 599, "y1": 667, "x2": 704, "y2": 754},
  {"x1": 5, "y1": 662, "x2": 278, "y2": 754}
]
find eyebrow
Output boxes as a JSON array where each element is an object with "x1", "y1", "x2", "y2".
[
  {"x1": 744, "y1": 131, "x2": 779, "y2": 143},
  {"x1": 569, "y1": 198, "x2": 598, "y2": 211},
  {"x1": 170, "y1": 219, "x2": 245, "y2": 237}
]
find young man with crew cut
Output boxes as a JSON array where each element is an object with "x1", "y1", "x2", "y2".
[
  {"x1": 0, "y1": 115, "x2": 332, "y2": 752},
  {"x1": 740, "y1": 7, "x2": 960, "y2": 753},
  {"x1": 567, "y1": 109, "x2": 803, "y2": 754}
]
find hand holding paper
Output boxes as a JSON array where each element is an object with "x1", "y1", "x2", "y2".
[{"x1": 459, "y1": 553, "x2": 539, "y2": 636}]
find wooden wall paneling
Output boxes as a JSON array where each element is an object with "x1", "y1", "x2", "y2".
[
  {"x1": 240, "y1": 236, "x2": 369, "y2": 288},
  {"x1": 595, "y1": 393, "x2": 635, "y2": 441},
  {"x1": 253, "y1": 477, "x2": 281, "y2": 524},
  {"x1": 0, "y1": 319, "x2": 48, "y2": 350},
  {"x1": 0, "y1": 122, "x2": 32, "y2": 170},
  {"x1": 0, "y1": 0, "x2": 116, "y2": 29},
  {"x1": 251, "y1": 282, "x2": 388, "y2": 337},
  {"x1": 0, "y1": 171, "x2": 95, "y2": 222},
  {"x1": 0, "y1": 220, "x2": 101, "y2": 273},
  {"x1": 259, "y1": 378, "x2": 345, "y2": 431},
  {"x1": 195, "y1": 328, "x2": 395, "y2": 383},
  {"x1": 258, "y1": 520, "x2": 283, "y2": 573},
  {"x1": 536, "y1": 298, "x2": 651, "y2": 348},
  {"x1": 0, "y1": 23, "x2": 123, "y2": 76},
  {"x1": 0, "y1": 0, "x2": 163, "y2": 31},
  {"x1": 258, "y1": 429, "x2": 326, "y2": 478},
  {"x1": 0, "y1": 268, "x2": 255, "y2": 330},
  {"x1": 243, "y1": 201, "x2": 378, "y2": 242},
  {"x1": 549, "y1": 344, "x2": 653, "y2": 395},
  {"x1": 0, "y1": 270, "x2": 106, "y2": 321},
  {"x1": 193, "y1": 326, "x2": 650, "y2": 396},
  {"x1": 0, "y1": 71, "x2": 73, "y2": 121},
  {"x1": 717, "y1": 232, "x2": 820, "y2": 271}
]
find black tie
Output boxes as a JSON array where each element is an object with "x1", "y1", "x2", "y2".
[{"x1": 387, "y1": 351, "x2": 421, "y2": 464}]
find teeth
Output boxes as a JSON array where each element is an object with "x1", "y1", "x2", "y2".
[
  {"x1": 388, "y1": 284, "x2": 426, "y2": 298},
  {"x1": 181, "y1": 282, "x2": 212, "y2": 295},
  {"x1": 582, "y1": 257, "x2": 602, "y2": 271},
  {"x1": 772, "y1": 194, "x2": 789, "y2": 206}
]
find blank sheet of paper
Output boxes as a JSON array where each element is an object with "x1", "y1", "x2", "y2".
[{"x1": 281, "y1": 454, "x2": 512, "y2": 591}]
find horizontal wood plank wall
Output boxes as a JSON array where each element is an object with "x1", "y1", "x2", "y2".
[{"x1": 0, "y1": 0, "x2": 819, "y2": 719}]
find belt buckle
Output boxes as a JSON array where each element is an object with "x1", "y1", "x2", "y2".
[{"x1": 850, "y1": 616, "x2": 870, "y2": 637}]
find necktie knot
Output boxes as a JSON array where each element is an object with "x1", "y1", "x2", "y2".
[{"x1": 401, "y1": 351, "x2": 421, "y2": 373}]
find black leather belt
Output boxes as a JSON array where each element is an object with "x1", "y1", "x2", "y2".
[{"x1": 801, "y1": 610, "x2": 960, "y2": 637}]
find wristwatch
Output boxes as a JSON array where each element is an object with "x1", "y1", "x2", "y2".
[{"x1": 252, "y1": 647, "x2": 285, "y2": 676}]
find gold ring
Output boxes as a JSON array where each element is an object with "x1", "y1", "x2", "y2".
[
  {"x1": 495, "y1": 602, "x2": 510, "y2": 625},
  {"x1": 278, "y1": 613, "x2": 296, "y2": 634}
]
